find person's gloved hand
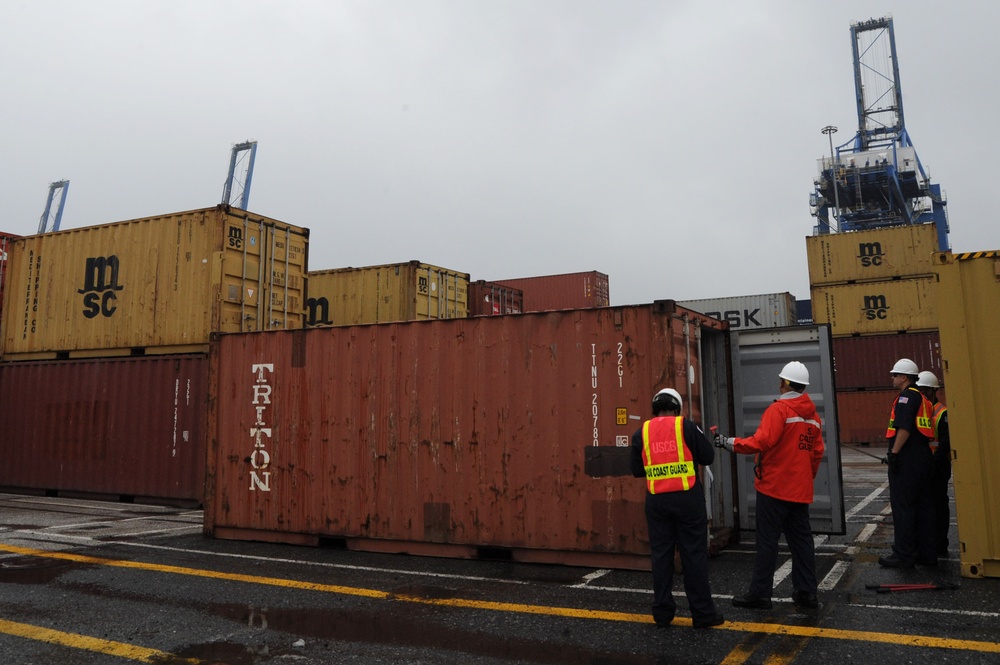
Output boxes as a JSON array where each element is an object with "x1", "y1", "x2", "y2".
[
  {"x1": 713, "y1": 432, "x2": 735, "y2": 451},
  {"x1": 882, "y1": 451, "x2": 899, "y2": 473}
]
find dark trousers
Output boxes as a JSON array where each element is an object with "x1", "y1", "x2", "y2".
[
  {"x1": 887, "y1": 441, "x2": 935, "y2": 562},
  {"x1": 645, "y1": 486, "x2": 717, "y2": 624},
  {"x1": 931, "y1": 452, "x2": 952, "y2": 555},
  {"x1": 747, "y1": 491, "x2": 817, "y2": 599}
]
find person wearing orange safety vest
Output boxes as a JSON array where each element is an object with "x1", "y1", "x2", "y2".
[
  {"x1": 630, "y1": 388, "x2": 724, "y2": 629},
  {"x1": 917, "y1": 370, "x2": 951, "y2": 558},
  {"x1": 713, "y1": 361, "x2": 824, "y2": 611},
  {"x1": 878, "y1": 359, "x2": 937, "y2": 568}
]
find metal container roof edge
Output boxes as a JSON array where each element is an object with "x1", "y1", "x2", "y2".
[
  {"x1": 308, "y1": 259, "x2": 469, "y2": 278},
  {"x1": 217, "y1": 299, "x2": 727, "y2": 336},
  {"x1": 489, "y1": 269, "x2": 609, "y2": 281},
  {"x1": 14, "y1": 204, "x2": 309, "y2": 239}
]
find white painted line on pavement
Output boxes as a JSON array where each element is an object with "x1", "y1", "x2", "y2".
[
  {"x1": 845, "y1": 482, "x2": 889, "y2": 520},
  {"x1": 572, "y1": 569, "x2": 612, "y2": 587}
]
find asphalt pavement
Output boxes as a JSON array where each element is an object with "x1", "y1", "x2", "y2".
[{"x1": 1, "y1": 445, "x2": 998, "y2": 664}]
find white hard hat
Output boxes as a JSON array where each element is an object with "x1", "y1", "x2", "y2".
[
  {"x1": 652, "y1": 388, "x2": 683, "y2": 413},
  {"x1": 778, "y1": 361, "x2": 810, "y2": 386},
  {"x1": 891, "y1": 358, "x2": 919, "y2": 376},
  {"x1": 916, "y1": 371, "x2": 940, "y2": 388}
]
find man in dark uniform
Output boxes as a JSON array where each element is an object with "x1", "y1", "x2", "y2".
[
  {"x1": 630, "y1": 388, "x2": 724, "y2": 629},
  {"x1": 917, "y1": 370, "x2": 951, "y2": 557},
  {"x1": 880, "y1": 358, "x2": 937, "y2": 568}
]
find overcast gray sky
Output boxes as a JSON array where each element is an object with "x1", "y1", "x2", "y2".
[{"x1": 2, "y1": 1, "x2": 995, "y2": 306}]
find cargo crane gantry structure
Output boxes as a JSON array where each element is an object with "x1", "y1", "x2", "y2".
[
  {"x1": 810, "y1": 16, "x2": 950, "y2": 250},
  {"x1": 37, "y1": 179, "x2": 70, "y2": 234}
]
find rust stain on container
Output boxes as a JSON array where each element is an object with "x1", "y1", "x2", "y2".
[
  {"x1": 832, "y1": 331, "x2": 942, "y2": 390},
  {"x1": 205, "y1": 302, "x2": 724, "y2": 565},
  {"x1": 806, "y1": 223, "x2": 939, "y2": 286},
  {"x1": 934, "y1": 250, "x2": 1000, "y2": 578},
  {"x1": 811, "y1": 275, "x2": 937, "y2": 336},
  {"x1": 305, "y1": 261, "x2": 469, "y2": 326},
  {"x1": 0, "y1": 206, "x2": 308, "y2": 360},
  {"x1": 0, "y1": 354, "x2": 208, "y2": 503},
  {"x1": 491, "y1": 271, "x2": 610, "y2": 311},
  {"x1": 467, "y1": 280, "x2": 523, "y2": 316}
]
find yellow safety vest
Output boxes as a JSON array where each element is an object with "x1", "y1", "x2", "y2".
[{"x1": 929, "y1": 402, "x2": 947, "y2": 452}]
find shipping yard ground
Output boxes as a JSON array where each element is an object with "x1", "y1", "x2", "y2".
[{"x1": 1, "y1": 447, "x2": 998, "y2": 665}]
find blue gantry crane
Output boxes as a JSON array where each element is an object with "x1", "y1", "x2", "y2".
[
  {"x1": 221, "y1": 140, "x2": 258, "y2": 210},
  {"x1": 37, "y1": 180, "x2": 70, "y2": 233},
  {"x1": 810, "y1": 16, "x2": 950, "y2": 250}
]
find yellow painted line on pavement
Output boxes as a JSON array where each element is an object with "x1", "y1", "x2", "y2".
[
  {"x1": 0, "y1": 617, "x2": 205, "y2": 664},
  {"x1": 4, "y1": 544, "x2": 1000, "y2": 656},
  {"x1": 0, "y1": 543, "x2": 389, "y2": 600}
]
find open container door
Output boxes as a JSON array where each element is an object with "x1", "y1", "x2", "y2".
[{"x1": 729, "y1": 325, "x2": 845, "y2": 535}]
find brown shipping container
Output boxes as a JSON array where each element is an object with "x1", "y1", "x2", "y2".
[
  {"x1": 811, "y1": 276, "x2": 937, "y2": 336},
  {"x1": 305, "y1": 261, "x2": 469, "y2": 326},
  {"x1": 0, "y1": 206, "x2": 308, "y2": 360},
  {"x1": 832, "y1": 331, "x2": 943, "y2": 390},
  {"x1": 492, "y1": 270, "x2": 610, "y2": 312},
  {"x1": 806, "y1": 223, "x2": 939, "y2": 286},
  {"x1": 935, "y1": 250, "x2": 1000, "y2": 577},
  {"x1": 205, "y1": 302, "x2": 726, "y2": 568},
  {"x1": 0, "y1": 231, "x2": 19, "y2": 326},
  {"x1": 836, "y1": 388, "x2": 947, "y2": 446},
  {"x1": 0, "y1": 354, "x2": 208, "y2": 503},
  {"x1": 835, "y1": 390, "x2": 896, "y2": 445},
  {"x1": 467, "y1": 280, "x2": 524, "y2": 316}
]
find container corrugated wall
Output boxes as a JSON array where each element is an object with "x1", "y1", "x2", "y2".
[
  {"x1": 492, "y1": 271, "x2": 610, "y2": 312},
  {"x1": 834, "y1": 390, "x2": 894, "y2": 445},
  {"x1": 205, "y1": 302, "x2": 726, "y2": 568},
  {"x1": 832, "y1": 332, "x2": 943, "y2": 390},
  {"x1": 0, "y1": 354, "x2": 208, "y2": 503},
  {"x1": 934, "y1": 250, "x2": 1000, "y2": 578},
  {"x1": 678, "y1": 292, "x2": 797, "y2": 329},
  {"x1": 467, "y1": 280, "x2": 524, "y2": 316},
  {"x1": 806, "y1": 223, "x2": 939, "y2": 285},
  {"x1": 0, "y1": 207, "x2": 308, "y2": 360},
  {"x1": 305, "y1": 261, "x2": 469, "y2": 326},
  {"x1": 811, "y1": 276, "x2": 937, "y2": 336},
  {"x1": 835, "y1": 388, "x2": 947, "y2": 445}
]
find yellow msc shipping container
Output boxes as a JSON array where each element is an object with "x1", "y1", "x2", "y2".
[
  {"x1": 0, "y1": 206, "x2": 308, "y2": 360},
  {"x1": 806, "y1": 223, "x2": 939, "y2": 286},
  {"x1": 810, "y1": 275, "x2": 937, "y2": 336},
  {"x1": 934, "y1": 250, "x2": 1000, "y2": 578},
  {"x1": 305, "y1": 260, "x2": 469, "y2": 326}
]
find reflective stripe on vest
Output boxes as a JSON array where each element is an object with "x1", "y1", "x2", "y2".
[
  {"x1": 641, "y1": 416, "x2": 697, "y2": 493},
  {"x1": 930, "y1": 402, "x2": 947, "y2": 452},
  {"x1": 886, "y1": 387, "x2": 936, "y2": 439}
]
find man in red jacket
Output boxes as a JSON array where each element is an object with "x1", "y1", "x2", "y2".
[{"x1": 715, "y1": 361, "x2": 825, "y2": 610}]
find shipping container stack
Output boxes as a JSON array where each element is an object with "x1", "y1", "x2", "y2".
[
  {"x1": 807, "y1": 223, "x2": 942, "y2": 446},
  {"x1": 467, "y1": 280, "x2": 524, "y2": 317},
  {"x1": 678, "y1": 292, "x2": 797, "y2": 330},
  {"x1": 490, "y1": 270, "x2": 610, "y2": 312},
  {"x1": 0, "y1": 206, "x2": 309, "y2": 504},
  {"x1": 304, "y1": 260, "x2": 469, "y2": 327}
]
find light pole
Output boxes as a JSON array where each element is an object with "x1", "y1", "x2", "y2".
[{"x1": 822, "y1": 126, "x2": 841, "y2": 232}]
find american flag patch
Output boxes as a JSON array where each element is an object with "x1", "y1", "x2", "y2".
[{"x1": 899, "y1": 396, "x2": 909, "y2": 404}]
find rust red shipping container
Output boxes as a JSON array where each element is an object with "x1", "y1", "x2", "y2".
[{"x1": 205, "y1": 303, "x2": 724, "y2": 568}]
